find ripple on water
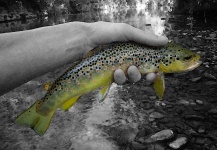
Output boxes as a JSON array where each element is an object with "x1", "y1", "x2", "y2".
[{"x1": 69, "y1": 83, "x2": 119, "y2": 149}]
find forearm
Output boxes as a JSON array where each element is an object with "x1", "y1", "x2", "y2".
[{"x1": 0, "y1": 22, "x2": 89, "y2": 95}]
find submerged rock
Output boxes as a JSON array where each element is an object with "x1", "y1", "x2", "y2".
[
  {"x1": 143, "y1": 129, "x2": 174, "y2": 143},
  {"x1": 178, "y1": 99, "x2": 189, "y2": 105},
  {"x1": 169, "y1": 137, "x2": 187, "y2": 149},
  {"x1": 195, "y1": 100, "x2": 203, "y2": 105},
  {"x1": 149, "y1": 112, "x2": 165, "y2": 119}
]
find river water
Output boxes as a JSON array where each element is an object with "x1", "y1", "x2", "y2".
[{"x1": 1, "y1": 1, "x2": 217, "y2": 150}]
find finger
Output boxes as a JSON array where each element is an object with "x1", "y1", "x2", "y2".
[
  {"x1": 89, "y1": 22, "x2": 168, "y2": 47},
  {"x1": 123, "y1": 24, "x2": 168, "y2": 46},
  {"x1": 146, "y1": 73, "x2": 157, "y2": 82},
  {"x1": 114, "y1": 69, "x2": 127, "y2": 85},
  {"x1": 127, "y1": 66, "x2": 141, "y2": 83}
]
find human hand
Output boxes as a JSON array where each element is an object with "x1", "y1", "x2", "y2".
[{"x1": 87, "y1": 22, "x2": 168, "y2": 84}]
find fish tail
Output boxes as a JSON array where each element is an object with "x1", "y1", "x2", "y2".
[{"x1": 15, "y1": 100, "x2": 55, "y2": 136}]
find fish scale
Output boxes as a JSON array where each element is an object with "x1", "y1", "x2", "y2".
[{"x1": 15, "y1": 42, "x2": 201, "y2": 135}]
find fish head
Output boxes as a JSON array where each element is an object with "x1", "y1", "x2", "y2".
[{"x1": 159, "y1": 43, "x2": 202, "y2": 73}]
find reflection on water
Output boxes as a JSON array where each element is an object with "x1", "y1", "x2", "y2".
[{"x1": 0, "y1": 0, "x2": 175, "y2": 36}]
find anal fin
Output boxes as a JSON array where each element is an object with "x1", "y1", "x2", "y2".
[
  {"x1": 61, "y1": 96, "x2": 80, "y2": 111},
  {"x1": 98, "y1": 84, "x2": 111, "y2": 103},
  {"x1": 153, "y1": 72, "x2": 165, "y2": 100}
]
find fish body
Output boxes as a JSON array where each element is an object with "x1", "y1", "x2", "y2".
[{"x1": 15, "y1": 42, "x2": 201, "y2": 135}]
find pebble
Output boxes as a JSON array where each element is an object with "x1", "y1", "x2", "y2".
[
  {"x1": 178, "y1": 99, "x2": 189, "y2": 105},
  {"x1": 144, "y1": 129, "x2": 174, "y2": 143},
  {"x1": 149, "y1": 112, "x2": 165, "y2": 119},
  {"x1": 148, "y1": 118, "x2": 155, "y2": 122},
  {"x1": 169, "y1": 137, "x2": 187, "y2": 149},
  {"x1": 198, "y1": 127, "x2": 205, "y2": 133},
  {"x1": 204, "y1": 72, "x2": 216, "y2": 80},
  {"x1": 196, "y1": 100, "x2": 203, "y2": 105},
  {"x1": 149, "y1": 96, "x2": 157, "y2": 100},
  {"x1": 186, "y1": 128, "x2": 197, "y2": 135},
  {"x1": 190, "y1": 77, "x2": 201, "y2": 82},
  {"x1": 160, "y1": 102, "x2": 166, "y2": 106}
]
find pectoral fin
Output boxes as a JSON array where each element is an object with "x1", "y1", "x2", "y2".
[
  {"x1": 98, "y1": 84, "x2": 111, "y2": 103},
  {"x1": 153, "y1": 72, "x2": 165, "y2": 100},
  {"x1": 61, "y1": 96, "x2": 80, "y2": 111}
]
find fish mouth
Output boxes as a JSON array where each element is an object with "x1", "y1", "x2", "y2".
[{"x1": 185, "y1": 60, "x2": 202, "y2": 72}]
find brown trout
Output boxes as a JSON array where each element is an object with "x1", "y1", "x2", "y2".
[{"x1": 15, "y1": 42, "x2": 201, "y2": 135}]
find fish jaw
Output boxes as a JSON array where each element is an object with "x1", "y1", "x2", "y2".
[{"x1": 184, "y1": 54, "x2": 202, "y2": 72}]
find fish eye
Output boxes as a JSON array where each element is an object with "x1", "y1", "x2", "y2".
[{"x1": 184, "y1": 56, "x2": 192, "y2": 60}]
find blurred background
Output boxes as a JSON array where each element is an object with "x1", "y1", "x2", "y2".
[
  {"x1": 0, "y1": 0, "x2": 217, "y2": 150},
  {"x1": 0, "y1": 0, "x2": 217, "y2": 34}
]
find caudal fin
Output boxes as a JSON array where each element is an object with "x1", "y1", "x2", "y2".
[{"x1": 15, "y1": 101, "x2": 55, "y2": 136}]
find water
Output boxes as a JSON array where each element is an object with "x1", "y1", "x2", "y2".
[{"x1": 1, "y1": 1, "x2": 217, "y2": 150}]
